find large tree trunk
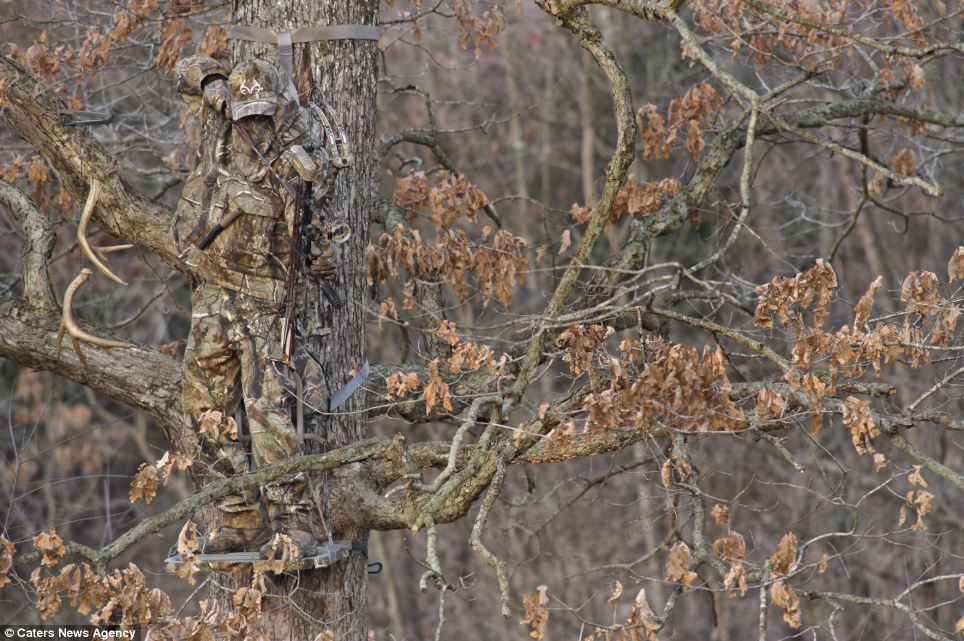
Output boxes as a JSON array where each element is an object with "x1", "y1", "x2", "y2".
[{"x1": 219, "y1": 1, "x2": 379, "y2": 639}]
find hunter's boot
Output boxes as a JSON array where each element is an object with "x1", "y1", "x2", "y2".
[
  {"x1": 260, "y1": 477, "x2": 319, "y2": 559},
  {"x1": 202, "y1": 493, "x2": 270, "y2": 553}
]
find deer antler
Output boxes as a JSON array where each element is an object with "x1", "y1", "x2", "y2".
[
  {"x1": 91, "y1": 243, "x2": 134, "y2": 261},
  {"x1": 78, "y1": 180, "x2": 129, "y2": 285},
  {"x1": 55, "y1": 268, "x2": 136, "y2": 367}
]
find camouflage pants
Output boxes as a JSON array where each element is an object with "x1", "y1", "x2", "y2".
[{"x1": 182, "y1": 282, "x2": 312, "y2": 524}]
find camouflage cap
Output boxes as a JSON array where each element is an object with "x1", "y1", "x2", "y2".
[
  {"x1": 229, "y1": 60, "x2": 283, "y2": 121},
  {"x1": 176, "y1": 55, "x2": 229, "y2": 96}
]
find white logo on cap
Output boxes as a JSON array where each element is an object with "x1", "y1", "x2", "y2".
[{"x1": 239, "y1": 79, "x2": 263, "y2": 95}]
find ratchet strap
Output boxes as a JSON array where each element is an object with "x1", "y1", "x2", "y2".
[{"x1": 228, "y1": 25, "x2": 381, "y2": 100}]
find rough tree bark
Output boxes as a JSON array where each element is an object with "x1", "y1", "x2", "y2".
[{"x1": 220, "y1": 1, "x2": 379, "y2": 639}]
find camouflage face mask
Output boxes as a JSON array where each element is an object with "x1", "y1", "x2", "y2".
[{"x1": 237, "y1": 115, "x2": 276, "y2": 155}]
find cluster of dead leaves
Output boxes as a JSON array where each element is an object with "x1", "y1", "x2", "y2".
[
  {"x1": 130, "y1": 450, "x2": 193, "y2": 505},
  {"x1": 637, "y1": 82, "x2": 723, "y2": 161},
  {"x1": 453, "y1": 0, "x2": 507, "y2": 59},
  {"x1": 156, "y1": 18, "x2": 193, "y2": 72},
  {"x1": 688, "y1": 0, "x2": 852, "y2": 72},
  {"x1": 768, "y1": 532, "x2": 801, "y2": 628},
  {"x1": 11, "y1": 0, "x2": 196, "y2": 81},
  {"x1": 583, "y1": 335, "x2": 745, "y2": 434},
  {"x1": 556, "y1": 324, "x2": 614, "y2": 378},
  {"x1": 199, "y1": 408, "x2": 240, "y2": 443},
  {"x1": 840, "y1": 395, "x2": 880, "y2": 457},
  {"x1": 869, "y1": 147, "x2": 919, "y2": 195},
  {"x1": 755, "y1": 253, "x2": 962, "y2": 457},
  {"x1": 20, "y1": 31, "x2": 66, "y2": 81},
  {"x1": 899, "y1": 267, "x2": 961, "y2": 347},
  {"x1": 394, "y1": 170, "x2": 489, "y2": 229},
  {"x1": 754, "y1": 258, "x2": 838, "y2": 330},
  {"x1": 33, "y1": 527, "x2": 66, "y2": 567},
  {"x1": 263, "y1": 533, "x2": 301, "y2": 566},
  {"x1": 569, "y1": 178, "x2": 682, "y2": 227},
  {"x1": 384, "y1": 321, "x2": 507, "y2": 414},
  {"x1": 368, "y1": 223, "x2": 528, "y2": 308},
  {"x1": 0, "y1": 155, "x2": 75, "y2": 217},
  {"x1": 899, "y1": 466, "x2": 935, "y2": 532},
  {"x1": 754, "y1": 255, "x2": 964, "y2": 456},
  {"x1": 151, "y1": 572, "x2": 270, "y2": 641},
  {"x1": 30, "y1": 552, "x2": 173, "y2": 627},
  {"x1": 583, "y1": 581, "x2": 661, "y2": 641},
  {"x1": 373, "y1": 171, "x2": 530, "y2": 306}
]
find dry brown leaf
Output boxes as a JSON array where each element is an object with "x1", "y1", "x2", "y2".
[
  {"x1": 755, "y1": 387, "x2": 785, "y2": 422},
  {"x1": 558, "y1": 228, "x2": 572, "y2": 254},
  {"x1": 0, "y1": 535, "x2": 14, "y2": 588},
  {"x1": 156, "y1": 451, "x2": 192, "y2": 485},
  {"x1": 31, "y1": 567, "x2": 62, "y2": 619},
  {"x1": 713, "y1": 532, "x2": 747, "y2": 596},
  {"x1": 770, "y1": 531, "x2": 797, "y2": 577},
  {"x1": 158, "y1": 341, "x2": 180, "y2": 357},
  {"x1": 385, "y1": 371, "x2": 422, "y2": 401},
  {"x1": 948, "y1": 247, "x2": 964, "y2": 282},
  {"x1": 908, "y1": 465, "x2": 928, "y2": 488},
  {"x1": 520, "y1": 584, "x2": 549, "y2": 639},
  {"x1": 900, "y1": 271, "x2": 940, "y2": 315},
  {"x1": 129, "y1": 462, "x2": 158, "y2": 504},
  {"x1": 665, "y1": 542, "x2": 698, "y2": 591},
  {"x1": 841, "y1": 396, "x2": 879, "y2": 456},
  {"x1": 891, "y1": 148, "x2": 916, "y2": 176},
  {"x1": 607, "y1": 579, "x2": 624, "y2": 605},
  {"x1": 433, "y1": 320, "x2": 460, "y2": 346},
  {"x1": 660, "y1": 459, "x2": 673, "y2": 488},
  {"x1": 424, "y1": 359, "x2": 453, "y2": 415},
  {"x1": 629, "y1": 589, "x2": 660, "y2": 640},
  {"x1": 33, "y1": 527, "x2": 65, "y2": 567},
  {"x1": 854, "y1": 276, "x2": 883, "y2": 328},
  {"x1": 770, "y1": 580, "x2": 802, "y2": 628},
  {"x1": 711, "y1": 503, "x2": 730, "y2": 525},
  {"x1": 874, "y1": 452, "x2": 887, "y2": 471}
]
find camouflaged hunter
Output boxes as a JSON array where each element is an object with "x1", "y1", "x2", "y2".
[{"x1": 172, "y1": 55, "x2": 339, "y2": 558}]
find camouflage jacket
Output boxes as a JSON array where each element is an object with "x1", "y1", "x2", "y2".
[{"x1": 171, "y1": 55, "x2": 313, "y2": 303}]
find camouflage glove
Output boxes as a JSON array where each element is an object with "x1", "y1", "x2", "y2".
[
  {"x1": 307, "y1": 241, "x2": 338, "y2": 282},
  {"x1": 203, "y1": 78, "x2": 230, "y2": 113}
]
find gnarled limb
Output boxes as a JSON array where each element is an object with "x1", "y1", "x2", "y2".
[
  {"x1": 0, "y1": 54, "x2": 185, "y2": 273},
  {"x1": 0, "y1": 179, "x2": 56, "y2": 313}
]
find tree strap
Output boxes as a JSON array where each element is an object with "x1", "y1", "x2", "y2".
[{"x1": 228, "y1": 25, "x2": 381, "y2": 100}]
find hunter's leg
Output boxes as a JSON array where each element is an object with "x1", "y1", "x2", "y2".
[
  {"x1": 183, "y1": 284, "x2": 267, "y2": 551},
  {"x1": 234, "y1": 294, "x2": 318, "y2": 558}
]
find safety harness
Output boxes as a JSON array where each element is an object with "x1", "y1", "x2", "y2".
[{"x1": 227, "y1": 24, "x2": 381, "y2": 102}]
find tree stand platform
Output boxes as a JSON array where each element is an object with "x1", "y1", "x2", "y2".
[{"x1": 165, "y1": 540, "x2": 362, "y2": 573}]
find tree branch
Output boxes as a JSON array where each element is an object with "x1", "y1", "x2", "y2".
[
  {"x1": 0, "y1": 179, "x2": 56, "y2": 313},
  {"x1": 0, "y1": 55, "x2": 185, "y2": 273}
]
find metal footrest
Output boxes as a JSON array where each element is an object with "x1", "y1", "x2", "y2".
[{"x1": 165, "y1": 541, "x2": 356, "y2": 572}]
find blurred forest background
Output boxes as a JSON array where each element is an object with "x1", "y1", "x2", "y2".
[{"x1": 0, "y1": 0, "x2": 962, "y2": 639}]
